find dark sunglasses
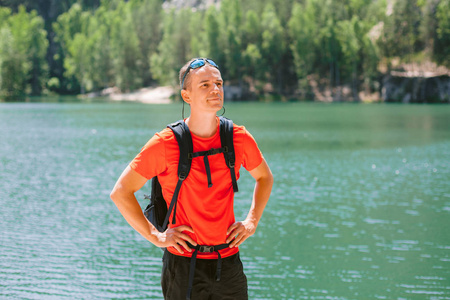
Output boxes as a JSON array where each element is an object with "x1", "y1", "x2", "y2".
[{"x1": 181, "y1": 58, "x2": 219, "y2": 89}]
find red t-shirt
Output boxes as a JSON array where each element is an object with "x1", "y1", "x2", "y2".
[{"x1": 130, "y1": 118, "x2": 263, "y2": 259}]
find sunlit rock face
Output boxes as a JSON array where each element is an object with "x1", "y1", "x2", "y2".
[{"x1": 162, "y1": 0, "x2": 221, "y2": 10}]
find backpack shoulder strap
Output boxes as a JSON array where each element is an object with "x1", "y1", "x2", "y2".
[
  {"x1": 168, "y1": 120, "x2": 193, "y2": 180},
  {"x1": 161, "y1": 119, "x2": 193, "y2": 228},
  {"x1": 219, "y1": 116, "x2": 239, "y2": 193}
]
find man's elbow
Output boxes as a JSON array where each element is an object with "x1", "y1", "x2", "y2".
[
  {"x1": 110, "y1": 187, "x2": 119, "y2": 203},
  {"x1": 266, "y1": 171, "x2": 274, "y2": 187},
  {"x1": 257, "y1": 169, "x2": 274, "y2": 187},
  {"x1": 110, "y1": 184, "x2": 125, "y2": 203}
]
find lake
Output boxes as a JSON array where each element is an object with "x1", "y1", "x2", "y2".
[{"x1": 0, "y1": 101, "x2": 449, "y2": 299}]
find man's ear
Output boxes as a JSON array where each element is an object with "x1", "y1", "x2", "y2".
[{"x1": 181, "y1": 89, "x2": 191, "y2": 104}]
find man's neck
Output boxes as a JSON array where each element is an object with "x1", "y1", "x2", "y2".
[{"x1": 185, "y1": 113, "x2": 218, "y2": 138}]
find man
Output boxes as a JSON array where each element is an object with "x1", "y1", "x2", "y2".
[{"x1": 110, "y1": 58, "x2": 273, "y2": 299}]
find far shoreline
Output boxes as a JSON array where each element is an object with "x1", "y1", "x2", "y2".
[{"x1": 85, "y1": 86, "x2": 175, "y2": 104}]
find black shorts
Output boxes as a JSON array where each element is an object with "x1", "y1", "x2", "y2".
[{"x1": 161, "y1": 250, "x2": 248, "y2": 300}]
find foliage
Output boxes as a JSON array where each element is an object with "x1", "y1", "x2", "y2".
[
  {"x1": 150, "y1": 8, "x2": 193, "y2": 87},
  {"x1": 288, "y1": 1, "x2": 318, "y2": 80},
  {"x1": 129, "y1": 0, "x2": 163, "y2": 86},
  {"x1": 109, "y1": 2, "x2": 142, "y2": 91},
  {"x1": 0, "y1": 0, "x2": 448, "y2": 100},
  {"x1": 0, "y1": 6, "x2": 48, "y2": 100},
  {"x1": 434, "y1": 0, "x2": 450, "y2": 67},
  {"x1": 260, "y1": 3, "x2": 285, "y2": 93},
  {"x1": 380, "y1": 0, "x2": 422, "y2": 61}
]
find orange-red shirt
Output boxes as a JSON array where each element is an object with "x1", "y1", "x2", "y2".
[{"x1": 130, "y1": 118, "x2": 263, "y2": 259}]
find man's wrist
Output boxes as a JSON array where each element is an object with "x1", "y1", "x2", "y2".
[
  {"x1": 245, "y1": 212, "x2": 259, "y2": 225},
  {"x1": 147, "y1": 226, "x2": 163, "y2": 246}
]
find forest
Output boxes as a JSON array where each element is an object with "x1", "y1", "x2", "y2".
[{"x1": 0, "y1": 0, "x2": 448, "y2": 101}]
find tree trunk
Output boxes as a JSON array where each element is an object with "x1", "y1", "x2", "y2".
[{"x1": 352, "y1": 61, "x2": 360, "y2": 102}]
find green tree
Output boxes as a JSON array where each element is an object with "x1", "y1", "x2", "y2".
[
  {"x1": 57, "y1": 4, "x2": 115, "y2": 93},
  {"x1": 130, "y1": 0, "x2": 163, "y2": 85},
  {"x1": 188, "y1": 11, "x2": 207, "y2": 59},
  {"x1": 150, "y1": 9, "x2": 192, "y2": 86},
  {"x1": 11, "y1": 6, "x2": 49, "y2": 95},
  {"x1": 418, "y1": 0, "x2": 439, "y2": 53},
  {"x1": 434, "y1": 0, "x2": 450, "y2": 67},
  {"x1": 172, "y1": 9, "x2": 194, "y2": 69},
  {"x1": 336, "y1": 16, "x2": 362, "y2": 100},
  {"x1": 242, "y1": 43, "x2": 262, "y2": 94},
  {"x1": 109, "y1": 1, "x2": 142, "y2": 91},
  {"x1": 28, "y1": 13, "x2": 49, "y2": 95},
  {"x1": 261, "y1": 3, "x2": 285, "y2": 94},
  {"x1": 53, "y1": 4, "x2": 88, "y2": 52},
  {"x1": 0, "y1": 25, "x2": 29, "y2": 99},
  {"x1": 0, "y1": 0, "x2": 102, "y2": 95},
  {"x1": 319, "y1": 1, "x2": 343, "y2": 96},
  {"x1": 360, "y1": 24, "x2": 381, "y2": 93},
  {"x1": 380, "y1": 0, "x2": 422, "y2": 62},
  {"x1": 241, "y1": 10, "x2": 264, "y2": 89},
  {"x1": 65, "y1": 32, "x2": 90, "y2": 93},
  {"x1": 0, "y1": 6, "x2": 48, "y2": 99},
  {"x1": 204, "y1": 6, "x2": 225, "y2": 69},
  {"x1": 87, "y1": 7, "x2": 113, "y2": 90},
  {"x1": 240, "y1": 0, "x2": 295, "y2": 24},
  {"x1": 219, "y1": 0, "x2": 243, "y2": 82},
  {"x1": 243, "y1": 10, "x2": 261, "y2": 47},
  {"x1": 53, "y1": 3, "x2": 89, "y2": 92},
  {"x1": 0, "y1": 6, "x2": 10, "y2": 25},
  {"x1": 288, "y1": 1, "x2": 318, "y2": 83},
  {"x1": 359, "y1": 0, "x2": 384, "y2": 89}
]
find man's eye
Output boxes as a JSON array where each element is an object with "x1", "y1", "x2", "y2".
[{"x1": 217, "y1": 83, "x2": 222, "y2": 87}]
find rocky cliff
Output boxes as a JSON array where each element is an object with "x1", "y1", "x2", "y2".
[{"x1": 382, "y1": 71, "x2": 450, "y2": 103}]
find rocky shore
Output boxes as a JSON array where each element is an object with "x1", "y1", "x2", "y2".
[
  {"x1": 81, "y1": 64, "x2": 449, "y2": 104},
  {"x1": 382, "y1": 72, "x2": 450, "y2": 103},
  {"x1": 84, "y1": 86, "x2": 175, "y2": 104}
]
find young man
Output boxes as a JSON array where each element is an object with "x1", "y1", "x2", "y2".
[{"x1": 110, "y1": 58, "x2": 273, "y2": 299}]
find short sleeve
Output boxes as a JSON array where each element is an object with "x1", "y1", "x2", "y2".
[
  {"x1": 129, "y1": 133, "x2": 167, "y2": 179},
  {"x1": 242, "y1": 129, "x2": 263, "y2": 171}
]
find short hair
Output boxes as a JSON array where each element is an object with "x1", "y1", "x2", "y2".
[{"x1": 179, "y1": 58, "x2": 218, "y2": 90}]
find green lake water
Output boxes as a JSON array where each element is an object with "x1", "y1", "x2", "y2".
[{"x1": 0, "y1": 102, "x2": 449, "y2": 299}]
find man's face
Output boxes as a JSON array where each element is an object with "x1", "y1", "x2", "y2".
[{"x1": 183, "y1": 65, "x2": 224, "y2": 114}]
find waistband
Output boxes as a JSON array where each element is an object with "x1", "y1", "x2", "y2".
[
  {"x1": 186, "y1": 241, "x2": 230, "y2": 253},
  {"x1": 185, "y1": 242, "x2": 230, "y2": 300}
]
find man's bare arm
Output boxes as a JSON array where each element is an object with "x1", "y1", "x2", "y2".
[
  {"x1": 110, "y1": 166, "x2": 197, "y2": 253},
  {"x1": 226, "y1": 158, "x2": 273, "y2": 247}
]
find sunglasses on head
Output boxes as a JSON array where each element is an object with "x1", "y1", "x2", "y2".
[{"x1": 181, "y1": 58, "x2": 219, "y2": 89}]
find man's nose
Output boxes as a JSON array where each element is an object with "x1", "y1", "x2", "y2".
[{"x1": 211, "y1": 84, "x2": 221, "y2": 93}]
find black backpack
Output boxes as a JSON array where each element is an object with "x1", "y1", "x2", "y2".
[{"x1": 143, "y1": 116, "x2": 239, "y2": 233}]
